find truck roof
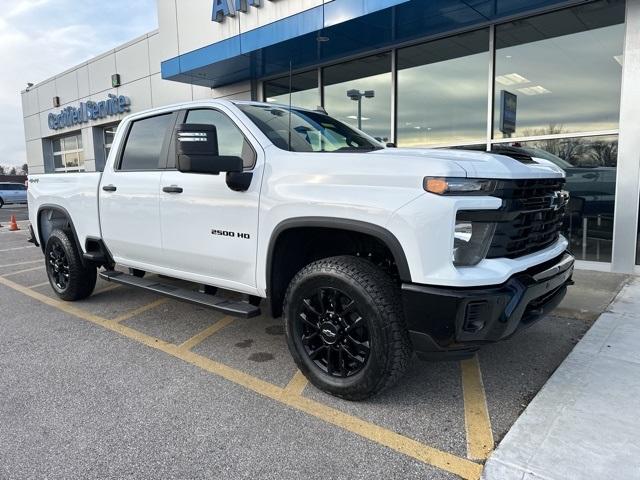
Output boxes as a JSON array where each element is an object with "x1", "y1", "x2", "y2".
[{"x1": 120, "y1": 99, "x2": 320, "y2": 122}]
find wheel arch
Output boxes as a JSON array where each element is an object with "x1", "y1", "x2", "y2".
[
  {"x1": 36, "y1": 205, "x2": 85, "y2": 262},
  {"x1": 266, "y1": 217, "x2": 411, "y2": 318}
]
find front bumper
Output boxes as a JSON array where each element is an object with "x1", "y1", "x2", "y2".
[{"x1": 402, "y1": 252, "x2": 574, "y2": 360}]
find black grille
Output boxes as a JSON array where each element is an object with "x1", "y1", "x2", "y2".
[{"x1": 486, "y1": 178, "x2": 567, "y2": 259}]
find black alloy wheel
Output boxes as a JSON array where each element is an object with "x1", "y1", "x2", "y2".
[
  {"x1": 297, "y1": 287, "x2": 370, "y2": 377},
  {"x1": 45, "y1": 229, "x2": 97, "y2": 301},
  {"x1": 283, "y1": 256, "x2": 412, "y2": 400},
  {"x1": 47, "y1": 238, "x2": 70, "y2": 290}
]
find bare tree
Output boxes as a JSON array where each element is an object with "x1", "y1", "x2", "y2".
[
  {"x1": 21, "y1": 163, "x2": 29, "y2": 175},
  {"x1": 0, "y1": 165, "x2": 5, "y2": 175},
  {"x1": 588, "y1": 140, "x2": 618, "y2": 167},
  {"x1": 9, "y1": 167, "x2": 17, "y2": 176}
]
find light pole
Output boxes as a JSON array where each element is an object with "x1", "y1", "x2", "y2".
[{"x1": 347, "y1": 89, "x2": 375, "y2": 130}]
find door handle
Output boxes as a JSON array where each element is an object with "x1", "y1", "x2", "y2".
[
  {"x1": 162, "y1": 186, "x2": 183, "y2": 194},
  {"x1": 102, "y1": 185, "x2": 117, "y2": 192}
]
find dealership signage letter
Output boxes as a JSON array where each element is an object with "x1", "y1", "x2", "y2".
[{"x1": 48, "y1": 94, "x2": 131, "y2": 131}]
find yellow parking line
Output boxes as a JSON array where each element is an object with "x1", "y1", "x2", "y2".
[
  {"x1": 110, "y1": 298, "x2": 169, "y2": 323},
  {"x1": 1, "y1": 265, "x2": 45, "y2": 277},
  {"x1": 0, "y1": 246, "x2": 36, "y2": 253},
  {"x1": 27, "y1": 282, "x2": 122, "y2": 292},
  {"x1": 0, "y1": 274, "x2": 483, "y2": 480},
  {"x1": 0, "y1": 259, "x2": 41, "y2": 269},
  {"x1": 283, "y1": 370, "x2": 309, "y2": 397},
  {"x1": 93, "y1": 284, "x2": 121, "y2": 296},
  {"x1": 177, "y1": 316, "x2": 235, "y2": 351},
  {"x1": 461, "y1": 356, "x2": 494, "y2": 461}
]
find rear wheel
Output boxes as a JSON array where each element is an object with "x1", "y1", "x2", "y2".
[
  {"x1": 45, "y1": 229, "x2": 97, "y2": 301},
  {"x1": 284, "y1": 256, "x2": 412, "y2": 400}
]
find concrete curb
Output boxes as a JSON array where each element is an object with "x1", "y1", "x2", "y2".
[{"x1": 483, "y1": 277, "x2": 640, "y2": 480}]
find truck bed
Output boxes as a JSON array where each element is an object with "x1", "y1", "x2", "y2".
[{"x1": 28, "y1": 172, "x2": 102, "y2": 252}]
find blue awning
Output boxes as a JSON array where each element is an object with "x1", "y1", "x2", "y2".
[{"x1": 161, "y1": 0, "x2": 578, "y2": 88}]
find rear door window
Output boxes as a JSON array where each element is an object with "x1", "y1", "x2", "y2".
[{"x1": 119, "y1": 114, "x2": 174, "y2": 171}]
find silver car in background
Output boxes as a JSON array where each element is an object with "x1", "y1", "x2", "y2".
[{"x1": 0, "y1": 182, "x2": 28, "y2": 208}]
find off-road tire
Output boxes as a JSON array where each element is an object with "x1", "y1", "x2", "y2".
[
  {"x1": 45, "y1": 229, "x2": 97, "y2": 301},
  {"x1": 284, "y1": 255, "x2": 412, "y2": 400}
]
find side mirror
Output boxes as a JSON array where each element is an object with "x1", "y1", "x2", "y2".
[{"x1": 175, "y1": 123, "x2": 243, "y2": 174}]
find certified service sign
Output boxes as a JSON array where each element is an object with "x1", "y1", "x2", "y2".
[{"x1": 48, "y1": 94, "x2": 131, "y2": 130}]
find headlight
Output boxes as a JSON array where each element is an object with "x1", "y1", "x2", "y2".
[
  {"x1": 453, "y1": 220, "x2": 496, "y2": 266},
  {"x1": 424, "y1": 177, "x2": 496, "y2": 195}
]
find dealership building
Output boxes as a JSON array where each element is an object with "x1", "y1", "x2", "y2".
[{"x1": 20, "y1": 0, "x2": 640, "y2": 273}]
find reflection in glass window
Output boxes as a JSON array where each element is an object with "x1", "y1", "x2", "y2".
[
  {"x1": 494, "y1": 0, "x2": 625, "y2": 139},
  {"x1": 52, "y1": 132, "x2": 84, "y2": 173},
  {"x1": 397, "y1": 29, "x2": 489, "y2": 147},
  {"x1": 238, "y1": 104, "x2": 382, "y2": 153},
  {"x1": 186, "y1": 109, "x2": 256, "y2": 168},
  {"x1": 501, "y1": 135, "x2": 618, "y2": 262},
  {"x1": 323, "y1": 53, "x2": 392, "y2": 143},
  {"x1": 264, "y1": 70, "x2": 319, "y2": 111}
]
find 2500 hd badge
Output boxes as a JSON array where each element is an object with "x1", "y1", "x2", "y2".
[{"x1": 211, "y1": 229, "x2": 251, "y2": 239}]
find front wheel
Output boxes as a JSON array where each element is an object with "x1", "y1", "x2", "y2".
[
  {"x1": 45, "y1": 229, "x2": 97, "y2": 301},
  {"x1": 283, "y1": 256, "x2": 412, "y2": 400}
]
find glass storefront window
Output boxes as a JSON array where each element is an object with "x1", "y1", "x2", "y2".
[
  {"x1": 497, "y1": 135, "x2": 618, "y2": 262},
  {"x1": 264, "y1": 70, "x2": 319, "y2": 111},
  {"x1": 104, "y1": 126, "x2": 116, "y2": 159},
  {"x1": 397, "y1": 29, "x2": 489, "y2": 147},
  {"x1": 52, "y1": 132, "x2": 84, "y2": 173},
  {"x1": 494, "y1": 0, "x2": 625, "y2": 139},
  {"x1": 323, "y1": 53, "x2": 392, "y2": 143}
]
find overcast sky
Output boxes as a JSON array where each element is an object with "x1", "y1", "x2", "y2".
[{"x1": 0, "y1": 0, "x2": 157, "y2": 169}]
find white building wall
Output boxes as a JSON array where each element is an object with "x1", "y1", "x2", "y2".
[
  {"x1": 20, "y1": 30, "x2": 252, "y2": 174},
  {"x1": 25, "y1": 140, "x2": 44, "y2": 174},
  {"x1": 158, "y1": 0, "x2": 326, "y2": 60}
]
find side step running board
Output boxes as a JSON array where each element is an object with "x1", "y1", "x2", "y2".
[{"x1": 99, "y1": 270, "x2": 261, "y2": 319}]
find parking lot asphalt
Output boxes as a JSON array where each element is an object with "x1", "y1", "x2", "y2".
[
  {"x1": 0, "y1": 225, "x2": 629, "y2": 479},
  {"x1": 0, "y1": 204, "x2": 29, "y2": 224}
]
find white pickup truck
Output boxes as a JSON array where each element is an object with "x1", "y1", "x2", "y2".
[{"x1": 27, "y1": 100, "x2": 574, "y2": 400}]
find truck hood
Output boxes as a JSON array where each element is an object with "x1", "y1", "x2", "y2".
[{"x1": 372, "y1": 148, "x2": 565, "y2": 179}]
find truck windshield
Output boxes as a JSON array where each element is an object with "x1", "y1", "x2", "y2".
[{"x1": 237, "y1": 104, "x2": 384, "y2": 153}]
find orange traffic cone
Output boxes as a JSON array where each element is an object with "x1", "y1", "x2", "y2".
[{"x1": 8, "y1": 215, "x2": 19, "y2": 231}]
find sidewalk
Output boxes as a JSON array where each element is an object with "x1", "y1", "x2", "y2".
[{"x1": 483, "y1": 276, "x2": 640, "y2": 480}]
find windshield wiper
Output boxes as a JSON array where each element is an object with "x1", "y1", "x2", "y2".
[{"x1": 334, "y1": 146, "x2": 382, "y2": 152}]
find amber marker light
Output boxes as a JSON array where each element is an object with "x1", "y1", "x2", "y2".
[
  {"x1": 424, "y1": 177, "x2": 449, "y2": 194},
  {"x1": 423, "y1": 177, "x2": 497, "y2": 195}
]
